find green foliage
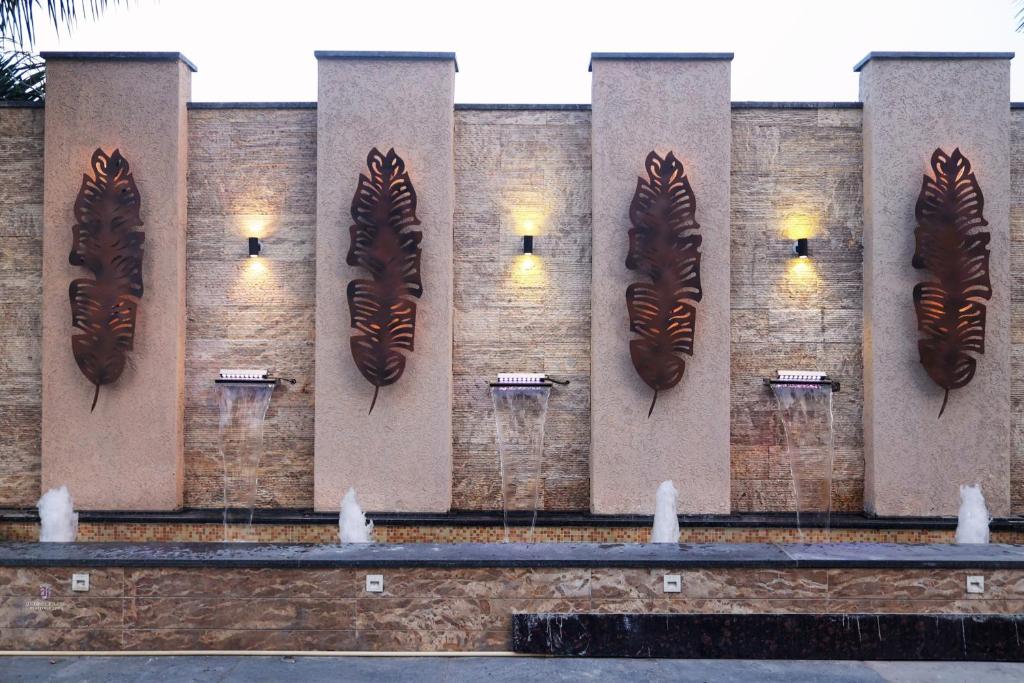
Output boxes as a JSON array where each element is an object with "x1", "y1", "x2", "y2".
[
  {"x1": 1, "y1": 1, "x2": 122, "y2": 47},
  {"x1": 0, "y1": 41, "x2": 43, "y2": 100}
]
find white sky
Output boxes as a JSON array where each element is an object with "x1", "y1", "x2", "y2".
[{"x1": 30, "y1": 0, "x2": 1024, "y2": 103}]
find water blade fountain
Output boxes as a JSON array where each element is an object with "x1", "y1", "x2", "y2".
[
  {"x1": 214, "y1": 369, "x2": 280, "y2": 541},
  {"x1": 489, "y1": 373, "x2": 563, "y2": 543},
  {"x1": 764, "y1": 371, "x2": 839, "y2": 538}
]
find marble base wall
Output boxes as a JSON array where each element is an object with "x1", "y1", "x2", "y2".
[{"x1": 3, "y1": 565, "x2": 1024, "y2": 651}]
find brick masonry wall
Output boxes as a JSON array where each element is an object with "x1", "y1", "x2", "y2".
[
  {"x1": 2, "y1": 105, "x2": 1023, "y2": 514},
  {"x1": 2, "y1": 564, "x2": 1023, "y2": 651},
  {"x1": 0, "y1": 107, "x2": 44, "y2": 507}
]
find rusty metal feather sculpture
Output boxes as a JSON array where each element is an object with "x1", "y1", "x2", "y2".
[
  {"x1": 913, "y1": 147, "x2": 991, "y2": 418},
  {"x1": 626, "y1": 151, "x2": 703, "y2": 417},
  {"x1": 346, "y1": 147, "x2": 422, "y2": 414},
  {"x1": 69, "y1": 148, "x2": 145, "y2": 412}
]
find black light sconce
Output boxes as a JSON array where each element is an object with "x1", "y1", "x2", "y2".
[
  {"x1": 522, "y1": 234, "x2": 534, "y2": 255},
  {"x1": 793, "y1": 237, "x2": 809, "y2": 259},
  {"x1": 248, "y1": 236, "x2": 262, "y2": 258}
]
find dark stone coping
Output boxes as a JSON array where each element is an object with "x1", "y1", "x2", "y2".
[
  {"x1": 2, "y1": 542, "x2": 1024, "y2": 569},
  {"x1": 589, "y1": 52, "x2": 734, "y2": 71},
  {"x1": 732, "y1": 101, "x2": 862, "y2": 109},
  {"x1": 512, "y1": 612, "x2": 1024, "y2": 660},
  {"x1": 455, "y1": 103, "x2": 591, "y2": 111},
  {"x1": 39, "y1": 51, "x2": 197, "y2": 72},
  {"x1": 853, "y1": 51, "x2": 1014, "y2": 72},
  {"x1": 3, "y1": 507, "x2": 1023, "y2": 531},
  {"x1": 188, "y1": 102, "x2": 317, "y2": 110},
  {"x1": 0, "y1": 101, "x2": 43, "y2": 108},
  {"x1": 313, "y1": 51, "x2": 457, "y2": 72}
]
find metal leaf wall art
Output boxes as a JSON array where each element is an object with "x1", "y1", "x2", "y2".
[
  {"x1": 69, "y1": 148, "x2": 145, "y2": 411},
  {"x1": 913, "y1": 147, "x2": 991, "y2": 418},
  {"x1": 346, "y1": 147, "x2": 423, "y2": 414},
  {"x1": 626, "y1": 151, "x2": 703, "y2": 417}
]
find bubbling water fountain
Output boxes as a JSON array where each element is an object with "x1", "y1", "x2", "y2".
[
  {"x1": 764, "y1": 371, "x2": 840, "y2": 538},
  {"x1": 214, "y1": 369, "x2": 293, "y2": 541},
  {"x1": 489, "y1": 373, "x2": 568, "y2": 542}
]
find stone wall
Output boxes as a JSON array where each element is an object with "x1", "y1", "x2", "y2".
[
  {"x1": 2, "y1": 564, "x2": 1022, "y2": 650},
  {"x1": 2, "y1": 103, "x2": 1022, "y2": 513},
  {"x1": 729, "y1": 106, "x2": 864, "y2": 512},
  {"x1": 0, "y1": 106, "x2": 44, "y2": 507},
  {"x1": 184, "y1": 107, "x2": 317, "y2": 508},
  {"x1": 452, "y1": 108, "x2": 592, "y2": 510}
]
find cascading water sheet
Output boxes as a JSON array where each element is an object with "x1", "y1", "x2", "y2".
[
  {"x1": 490, "y1": 384, "x2": 551, "y2": 543},
  {"x1": 769, "y1": 383, "x2": 836, "y2": 538},
  {"x1": 215, "y1": 383, "x2": 274, "y2": 541}
]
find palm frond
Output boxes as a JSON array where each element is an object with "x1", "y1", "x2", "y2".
[
  {"x1": 1, "y1": 1, "x2": 124, "y2": 47},
  {"x1": 0, "y1": 44, "x2": 43, "y2": 100}
]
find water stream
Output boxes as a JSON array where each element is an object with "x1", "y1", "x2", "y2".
[
  {"x1": 769, "y1": 383, "x2": 836, "y2": 538},
  {"x1": 490, "y1": 384, "x2": 551, "y2": 542},
  {"x1": 215, "y1": 383, "x2": 274, "y2": 541}
]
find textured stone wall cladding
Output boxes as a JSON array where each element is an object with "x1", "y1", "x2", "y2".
[
  {"x1": 452, "y1": 110, "x2": 592, "y2": 510},
  {"x1": 184, "y1": 109, "x2": 317, "y2": 508},
  {"x1": 2, "y1": 565, "x2": 1024, "y2": 651},
  {"x1": 5, "y1": 106, "x2": 1024, "y2": 512},
  {"x1": 1012, "y1": 110, "x2": 1024, "y2": 515},
  {"x1": 0, "y1": 108, "x2": 44, "y2": 507},
  {"x1": 730, "y1": 108, "x2": 865, "y2": 512}
]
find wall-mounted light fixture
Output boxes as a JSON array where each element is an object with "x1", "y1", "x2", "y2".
[
  {"x1": 248, "y1": 236, "x2": 262, "y2": 258},
  {"x1": 522, "y1": 234, "x2": 534, "y2": 255},
  {"x1": 793, "y1": 237, "x2": 809, "y2": 259}
]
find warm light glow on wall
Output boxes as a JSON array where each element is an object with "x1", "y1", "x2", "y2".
[
  {"x1": 781, "y1": 210, "x2": 819, "y2": 241},
  {"x1": 511, "y1": 253, "x2": 547, "y2": 288}
]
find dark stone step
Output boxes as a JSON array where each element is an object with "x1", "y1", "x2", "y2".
[{"x1": 512, "y1": 612, "x2": 1024, "y2": 660}]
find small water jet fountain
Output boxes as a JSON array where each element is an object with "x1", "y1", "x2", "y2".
[
  {"x1": 214, "y1": 369, "x2": 294, "y2": 541},
  {"x1": 339, "y1": 488, "x2": 374, "y2": 543},
  {"x1": 489, "y1": 373, "x2": 568, "y2": 542},
  {"x1": 955, "y1": 484, "x2": 991, "y2": 544},
  {"x1": 764, "y1": 370, "x2": 840, "y2": 538},
  {"x1": 651, "y1": 480, "x2": 680, "y2": 543},
  {"x1": 37, "y1": 486, "x2": 78, "y2": 542}
]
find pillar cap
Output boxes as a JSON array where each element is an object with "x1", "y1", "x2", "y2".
[
  {"x1": 314, "y1": 51, "x2": 457, "y2": 72},
  {"x1": 854, "y1": 51, "x2": 1013, "y2": 73},
  {"x1": 40, "y1": 51, "x2": 197, "y2": 72},
  {"x1": 589, "y1": 52, "x2": 733, "y2": 72}
]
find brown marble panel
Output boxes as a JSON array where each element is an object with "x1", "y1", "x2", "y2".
[
  {"x1": 355, "y1": 598, "x2": 498, "y2": 632},
  {"x1": 591, "y1": 568, "x2": 827, "y2": 599},
  {"x1": 123, "y1": 628, "x2": 360, "y2": 651},
  {"x1": 0, "y1": 596, "x2": 123, "y2": 629},
  {"x1": 0, "y1": 627, "x2": 122, "y2": 650},
  {"x1": 827, "y1": 569, "x2": 964, "y2": 599},
  {"x1": 358, "y1": 628, "x2": 509, "y2": 652},
  {"x1": 126, "y1": 598, "x2": 356, "y2": 631},
  {"x1": 371, "y1": 568, "x2": 590, "y2": 599},
  {"x1": 127, "y1": 568, "x2": 361, "y2": 599},
  {"x1": 0, "y1": 567, "x2": 124, "y2": 597}
]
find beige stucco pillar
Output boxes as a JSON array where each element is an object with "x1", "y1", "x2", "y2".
[
  {"x1": 589, "y1": 53, "x2": 733, "y2": 514},
  {"x1": 313, "y1": 52, "x2": 455, "y2": 512},
  {"x1": 859, "y1": 52, "x2": 1013, "y2": 516},
  {"x1": 40, "y1": 52, "x2": 193, "y2": 509}
]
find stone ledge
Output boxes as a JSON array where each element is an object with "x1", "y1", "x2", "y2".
[
  {"x1": 39, "y1": 51, "x2": 197, "y2": 72},
  {"x1": 313, "y1": 51, "x2": 457, "y2": 72},
  {"x1": 3, "y1": 542, "x2": 1024, "y2": 569},
  {"x1": 853, "y1": 51, "x2": 1014, "y2": 72},
  {"x1": 589, "y1": 52, "x2": 734, "y2": 71}
]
